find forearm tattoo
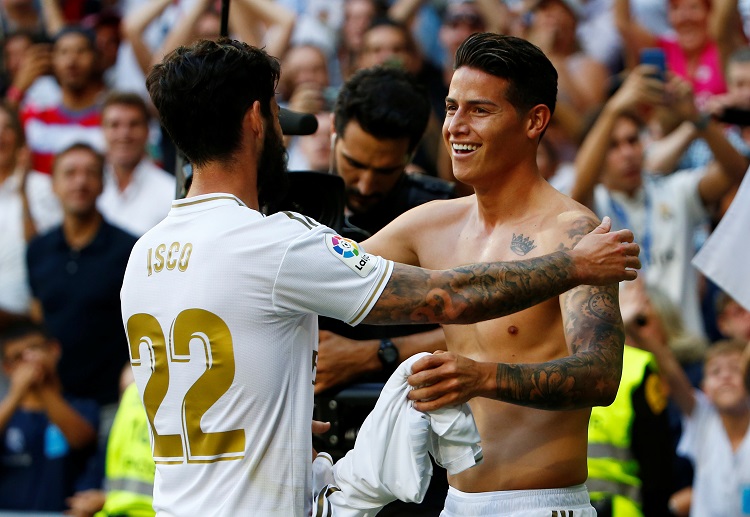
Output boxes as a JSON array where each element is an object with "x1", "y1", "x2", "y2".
[
  {"x1": 494, "y1": 284, "x2": 624, "y2": 410},
  {"x1": 364, "y1": 250, "x2": 577, "y2": 325}
]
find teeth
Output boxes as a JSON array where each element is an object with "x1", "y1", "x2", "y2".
[{"x1": 452, "y1": 143, "x2": 478, "y2": 151}]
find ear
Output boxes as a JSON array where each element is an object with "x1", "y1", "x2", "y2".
[
  {"x1": 526, "y1": 104, "x2": 552, "y2": 141},
  {"x1": 244, "y1": 101, "x2": 265, "y2": 141}
]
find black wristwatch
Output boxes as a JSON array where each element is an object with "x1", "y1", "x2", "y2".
[{"x1": 377, "y1": 338, "x2": 400, "y2": 374}]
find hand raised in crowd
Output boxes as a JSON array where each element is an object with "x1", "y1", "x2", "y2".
[
  {"x1": 10, "y1": 43, "x2": 52, "y2": 97},
  {"x1": 665, "y1": 75, "x2": 701, "y2": 123},
  {"x1": 607, "y1": 64, "x2": 666, "y2": 115},
  {"x1": 619, "y1": 279, "x2": 667, "y2": 352},
  {"x1": 287, "y1": 81, "x2": 328, "y2": 115},
  {"x1": 315, "y1": 331, "x2": 379, "y2": 394}
]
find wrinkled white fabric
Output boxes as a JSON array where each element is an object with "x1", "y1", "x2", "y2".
[{"x1": 312, "y1": 352, "x2": 482, "y2": 517}]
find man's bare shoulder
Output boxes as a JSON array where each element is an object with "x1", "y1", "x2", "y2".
[
  {"x1": 533, "y1": 187, "x2": 600, "y2": 250},
  {"x1": 364, "y1": 196, "x2": 474, "y2": 264}
]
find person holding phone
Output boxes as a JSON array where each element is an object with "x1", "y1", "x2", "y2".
[
  {"x1": 615, "y1": 0, "x2": 746, "y2": 108},
  {"x1": 571, "y1": 64, "x2": 749, "y2": 339}
]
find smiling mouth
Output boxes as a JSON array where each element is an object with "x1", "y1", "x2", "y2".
[{"x1": 452, "y1": 143, "x2": 480, "y2": 154}]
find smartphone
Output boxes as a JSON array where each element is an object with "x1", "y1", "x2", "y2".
[
  {"x1": 716, "y1": 107, "x2": 750, "y2": 126},
  {"x1": 639, "y1": 48, "x2": 667, "y2": 82}
]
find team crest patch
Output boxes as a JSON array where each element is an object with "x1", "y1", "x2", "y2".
[{"x1": 325, "y1": 234, "x2": 375, "y2": 277}]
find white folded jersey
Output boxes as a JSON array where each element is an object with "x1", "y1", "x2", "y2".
[{"x1": 120, "y1": 193, "x2": 393, "y2": 517}]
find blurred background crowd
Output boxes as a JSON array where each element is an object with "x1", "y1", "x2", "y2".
[{"x1": 0, "y1": 0, "x2": 749, "y2": 515}]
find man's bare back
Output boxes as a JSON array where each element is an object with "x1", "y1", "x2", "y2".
[{"x1": 364, "y1": 179, "x2": 623, "y2": 492}]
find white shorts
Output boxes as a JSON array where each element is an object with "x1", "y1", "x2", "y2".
[{"x1": 440, "y1": 484, "x2": 596, "y2": 517}]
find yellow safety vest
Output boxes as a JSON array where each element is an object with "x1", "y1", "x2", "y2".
[
  {"x1": 95, "y1": 383, "x2": 155, "y2": 517},
  {"x1": 587, "y1": 346, "x2": 664, "y2": 517}
]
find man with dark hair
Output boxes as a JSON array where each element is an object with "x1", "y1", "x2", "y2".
[
  {"x1": 97, "y1": 91, "x2": 174, "y2": 236},
  {"x1": 20, "y1": 27, "x2": 106, "y2": 174},
  {"x1": 26, "y1": 142, "x2": 136, "y2": 491},
  {"x1": 571, "y1": 65, "x2": 748, "y2": 339},
  {"x1": 122, "y1": 37, "x2": 640, "y2": 516},
  {"x1": 361, "y1": 32, "x2": 628, "y2": 514},
  {"x1": 332, "y1": 66, "x2": 452, "y2": 235}
]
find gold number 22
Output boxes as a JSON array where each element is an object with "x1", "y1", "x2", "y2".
[{"x1": 127, "y1": 309, "x2": 245, "y2": 464}]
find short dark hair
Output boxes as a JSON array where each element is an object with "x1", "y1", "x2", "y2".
[
  {"x1": 334, "y1": 66, "x2": 430, "y2": 154},
  {"x1": 103, "y1": 91, "x2": 151, "y2": 123},
  {"x1": 53, "y1": 25, "x2": 97, "y2": 51},
  {"x1": 454, "y1": 33, "x2": 557, "y2": 117},
  {"x1": 146, "y1": 38, "x2": 280, "y2": 167},
  {"x1": 0, "y1": 318, "x2": 50, "y2": 358},
  {"x1": 52, "y1": 142, "x2": 105, "y2": 176},
  {"x1": 364, "y1": 17, "x2": 418, "y2": 54}
]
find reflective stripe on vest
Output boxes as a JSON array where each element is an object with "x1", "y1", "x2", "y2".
[
  {"x1": 105, "y1": 477, "x2": 154, "y2": 497},
  {"x1": 587, "y1": 478, "x2": 642, "y2": 502}
]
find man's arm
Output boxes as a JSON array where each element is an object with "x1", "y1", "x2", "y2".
[
  {"x1": 314, "y1": 328, "x2": 445, "y2": 394},
  {"x1": 362, "y1": 217, "x2": 639, "y2": 327},
  {"x1": 571, "y1": 66, "x2": 664, "y2": 208},
  {"x1": 405, "y1": 217, "x2": 626, "y2": 412}
]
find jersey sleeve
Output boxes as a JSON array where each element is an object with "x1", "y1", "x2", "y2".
[{"x1": 272, "y1": 226, "x2": 394, "y2": 326}]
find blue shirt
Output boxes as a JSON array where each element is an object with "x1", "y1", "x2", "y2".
[
  {"x1": 27, "y1": 220, "x2": 137, "y2": 406},
  {"x1": 0, "y1": 398, "x2": 99, "y2": 511}
]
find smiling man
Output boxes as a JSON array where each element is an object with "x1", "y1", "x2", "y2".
[
  {"x1": 97, "y1": 92, "x2": 174, "y2": 236},
  {"x1": 361, "y1": 33, "x2": 629, "y2": 516}
]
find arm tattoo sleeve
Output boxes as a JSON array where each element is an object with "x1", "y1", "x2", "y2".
[
  {"x1": 494, "y1": 284, "x2": 625, "y2": 410},
  {"x1": 363, "y1": 250, "x2": 578, "y2": 325}
]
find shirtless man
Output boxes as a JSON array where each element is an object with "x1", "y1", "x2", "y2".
[{"x1": 362, "y1": 33, "x2": 621, "y2": 515}]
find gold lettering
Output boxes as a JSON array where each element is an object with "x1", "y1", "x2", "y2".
[
  {"x1": 147, "y1": 248, "x2": 153, "y2": 276},
  {"x1": 178, "y1": 243, "x2": 193, "y2": 272},
  {"x1": 154, "y1": 244, "x2": 166, "y2": 273},
  {"x1": 166, "y1": 242, "x2": 179, "y2": 270}
]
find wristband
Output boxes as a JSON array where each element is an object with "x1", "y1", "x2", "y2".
[{"x1": 691, "y1": 113, "x2": 711, "y2": 131}]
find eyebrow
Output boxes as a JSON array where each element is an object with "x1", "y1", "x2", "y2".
[
  {"x1": 341, "y1": 150, "x2": 406, "y2": 174},
  {"x1": 445, "y1": 97, "x2": 500, "y2": 107}
]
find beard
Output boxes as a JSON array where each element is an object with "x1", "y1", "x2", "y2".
[{"x1": 257, "y1": 122, "x2": 289, "y2": 212}]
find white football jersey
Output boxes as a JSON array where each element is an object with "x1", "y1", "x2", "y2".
[{"x1": 120, "y1": 193, "x2": 393, "y2": 517}]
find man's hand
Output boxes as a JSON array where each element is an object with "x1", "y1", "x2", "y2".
[
  {"x1": 315, "y1": 332, "x2": 379, "y2": 394},
  {"x1": 406, "y1": 351, "x2": 495, "y2": 412},
  {"x1": 570, "y1": 216, "x2": 641, "y2": 285},
  {"x1": 64, "y1": 489, "x2": 106, "y2": 517},
  {"x1": 607, "y1": 65, "x2": 665, "y2": 115}
]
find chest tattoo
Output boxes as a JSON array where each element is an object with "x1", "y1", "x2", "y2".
[{"x1": 510, "y1": 233, "x2": 537, "y2": 256}]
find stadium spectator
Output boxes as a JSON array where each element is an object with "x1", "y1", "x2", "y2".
[
  {"x1": 0, "y1": 102, "x2": 61, "y2": 323},
  {"x1": 0, "y1": 318, "x2": 98, "y2": 512},
  {"x1": 571, "y1": 66, "x2": 748, "y2": 337},
  {"x1": 20, "y1": 26, "x2": 106, "y2": 174},
  {"x1": 27, "y1": 142, "x2": 136, "y2": 489},
  {"x1": 97, "y1": 91, "x2": 174, "y2": 236}
]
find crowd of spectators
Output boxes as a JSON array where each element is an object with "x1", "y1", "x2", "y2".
[{"x1": 0, "y1": 0, "x2": 749, "y2": 515}]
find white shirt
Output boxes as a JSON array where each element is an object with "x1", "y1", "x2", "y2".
[
  {"x1": 98, "y1": 159, "x2": 175, "y2": 236},
  {"x1": 678, "y1": 391, "x2": 750, "y2": 517},
  {"x1": 120, "y1": 194, "x2": 393, "y2": 517},
  {"x1": 593, "y1": 169, "x2": 708, "y2": 336},
  {"x1": 0, "y1": 169, "x2": 62, "y2": 314},
  {"x1": 312, "y1": 352, "x2": 482, "y2": 517}
]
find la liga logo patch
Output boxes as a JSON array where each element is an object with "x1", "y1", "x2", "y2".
[
  {"x1": 325, "y1": 234, "x2": 375, "y2": 277},
  {"x1": 330, "y1": 235, "x2": 359, "y2": 258}
]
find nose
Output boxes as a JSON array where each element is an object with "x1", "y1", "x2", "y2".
[
  {"x1": 446, "y1": 108, "x2": 470, "y2": 137},
  {"x1": 355, "y1": 170, "x2": 377, "y2": 196}
]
